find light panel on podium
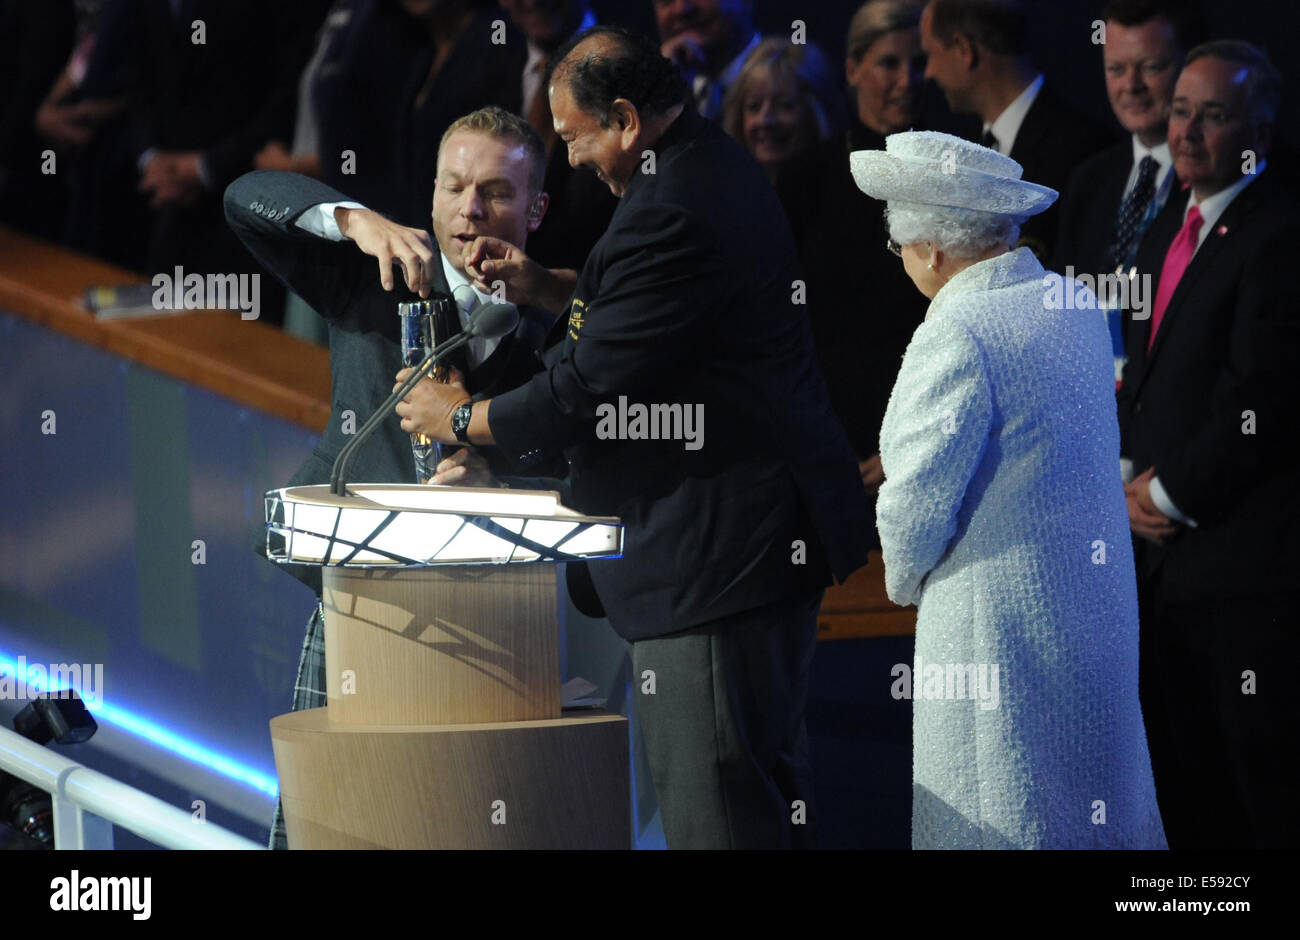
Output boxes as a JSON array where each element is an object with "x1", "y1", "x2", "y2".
[{"x1": 265, "y1": 484, "x2": 623, "y2": 566}]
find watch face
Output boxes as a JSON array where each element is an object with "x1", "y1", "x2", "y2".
[{"x1": 453, "y1": 403, "x2": 472, "y2": 439}]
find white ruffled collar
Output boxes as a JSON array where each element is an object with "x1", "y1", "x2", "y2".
[{"x1": 926, "y1": 246, "x2": 1043, "y2": 318}]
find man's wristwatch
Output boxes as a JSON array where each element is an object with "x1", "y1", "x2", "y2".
[{"x1": 451, "y1": 402, "x2": 473, "y2": 444}]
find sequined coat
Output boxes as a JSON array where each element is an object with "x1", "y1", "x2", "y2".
[{"x1": 877, "y1": 247, "x2": 1166, "y2": 849}]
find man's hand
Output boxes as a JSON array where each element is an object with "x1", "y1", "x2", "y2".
[
  {"x1": 34, "y1": 74, "x2": 123, "y2": 149},
  {"x1": 430, "y1": 448, "x2": 500, "y2": 487},
  {"x1": 337, "y1": 207, "x2": 436, "y2": 297},
  {"x1": 462, "y1": 235, "x2": 575, "y2": 313},
  {"x1": 169, "y1": 152, "x2": 204, "y2": 190},
  {"x1": 34, "y1": 100, "x2": 93, "y2": 148},
  {"x1": 139, "y1": 151, "x2": 204, "y2": 208},
  {"x1": 859, "y1": 454, "x2": 885, "y2": 494},
  {"x1": 139, "y1": 152, "x2": 180, "y2": 207},
  {"x1": 1125, "y1": 467, "x2": 1178, "y2": 544},
  {"x1": 393, "y1": 366, "x2": 470, "y2": 442},
  {"x1": 254, "y1": 140, "x2": 296, "y2": 172},
  {"x1": 661, "y1": 31, "x2": 708, "y2": 70}
]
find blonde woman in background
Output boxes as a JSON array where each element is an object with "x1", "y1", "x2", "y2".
[{"x1": 720, "y1": 37, "x2": 843, "y2": 183}]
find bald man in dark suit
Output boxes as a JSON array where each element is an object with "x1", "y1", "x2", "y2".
[
  {"x1": 1117, "y1": 43, "x2": 1300, "y2": 850},
  {"x1": 399, "y1": 27, "x2": 872, "y2": 849}
]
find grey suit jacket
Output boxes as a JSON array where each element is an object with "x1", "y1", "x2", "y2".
[{"x1": 224, "y1": 170, "x2": 556, "y2": 592}]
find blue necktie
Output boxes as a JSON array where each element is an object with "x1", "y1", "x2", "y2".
[{"x1": 1106, "y1": 156, "x2": 1159, "y2": 272}]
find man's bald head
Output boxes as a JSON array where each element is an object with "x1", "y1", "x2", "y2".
[
  {"x1": 551, "y1": 30, "x2": 623, "y2": 88},
  {"x1": 545, "y1": 25, "x2": 689, "y2": 128}
]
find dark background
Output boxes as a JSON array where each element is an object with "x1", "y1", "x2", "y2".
[{"x1": 593, "y1": 0, "x2": 1300, "y2": 151}]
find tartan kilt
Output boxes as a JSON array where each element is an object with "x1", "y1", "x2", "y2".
[{"x1": 268, "y1": 600, "x2": 327, "y2": 850}]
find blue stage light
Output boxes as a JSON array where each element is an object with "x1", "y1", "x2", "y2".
[{"x1": 0, "y1": 651, "x2": 279, "y2": 798}]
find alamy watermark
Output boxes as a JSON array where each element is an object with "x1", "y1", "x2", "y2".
[
  {"x1": 595, "y1": 396, "x2": 704, "y2": 451},
  {"x1": 0, "y1": 656, "x2": 103, "y2": 708},
  {"x1": 891, "y1": 656, "x2": 1000, "y2": 710},
  {"x1": 50, "y1": 870, "x2": 150, "y2": 920},
  {"x1": 1045, "y1": 268, "x2": 1153, "y2": 320},
  {"x1": 151, "y1": 265, "x2": 260, "y2": 319}
]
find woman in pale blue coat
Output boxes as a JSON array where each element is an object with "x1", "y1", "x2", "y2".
[{"x1": 851, "y1": 131, "x2": 1165, "y2": 849}]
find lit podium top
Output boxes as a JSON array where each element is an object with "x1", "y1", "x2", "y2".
[
  {"x1": 265, "y1": 484, "x2": 623, "y2": 568},
  {"x1": 264, "y1": 483, "x2": 633, "y2": 847}
]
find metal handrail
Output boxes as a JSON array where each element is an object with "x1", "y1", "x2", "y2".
[{"x1": 0, "y1": 725, "x2": 263, "y2": 850}]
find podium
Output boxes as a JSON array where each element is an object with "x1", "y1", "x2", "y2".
[{"x1": 264, "y1": 484, "x2": 630, "y2": 849}]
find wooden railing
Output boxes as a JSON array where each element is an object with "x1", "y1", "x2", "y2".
[
  {"x1": 0, "y1": 226, "x2": 329, "y2": 431},
  {"x1": 818, "y1": 551, "x2": 916, "y2": 639}
]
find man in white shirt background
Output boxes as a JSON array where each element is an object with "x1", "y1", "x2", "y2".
[
  {"x1": 919, "y1": 0, "x2": 1112, "y2": 260},
  {"x1": 1053, "y1": 0, "x2": 1205, "y2": 375},
  {"x1": 1117, "y1": 41, "x2": 1300, "y2": 849},
  {"x1": 500, "y1": 0, "x2": 616, "y2": 269}
]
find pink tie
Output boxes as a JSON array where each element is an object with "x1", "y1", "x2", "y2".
[{"x1": 1148, "y1": 205, "x2": 1203, "y2": 350}]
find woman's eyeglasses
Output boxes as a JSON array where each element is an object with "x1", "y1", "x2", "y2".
[{"x1": 886, "y1": 238, "x2": 902, "y2": 257}]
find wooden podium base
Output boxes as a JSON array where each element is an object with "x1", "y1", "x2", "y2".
[
  {"x1": 271, "y1": 707, "x2": 630, "y2": 849},
  {"x1": 322, "y1": 565, "x2": 561, "y2": 725}
]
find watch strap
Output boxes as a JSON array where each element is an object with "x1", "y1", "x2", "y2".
[{"x1": 452, "y1": 402, "x2": 473, "y2": 444}]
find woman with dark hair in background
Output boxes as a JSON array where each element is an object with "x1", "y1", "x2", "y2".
[
  {"x1": 720, "y1": 37, "x2": 844, "y2": 183},
  {"x1": 777, "y1": 0, "x2": 928, "y2": 519}
]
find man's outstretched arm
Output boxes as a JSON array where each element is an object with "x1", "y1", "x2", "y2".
[{"x1": 223, "y1": 170, "x2": 438, "y2": 319}]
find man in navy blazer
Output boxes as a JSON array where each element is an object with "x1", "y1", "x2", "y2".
[
  {"x1": 1053, "y1": 0, "x2": 1203, "y2": 282},
  {"x1": 920, "y1": 0, "x2": 1113, "y2": 262},
  {"x1": 1117, "y1": 42, "x2": 1300, "y2": 849},
  {"x1": 398, "y1": 26, "x2": 872, "y2": 848}
]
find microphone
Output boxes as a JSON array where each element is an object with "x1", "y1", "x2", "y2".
[
  {"x1": 464, "y1": 299, "x2": 519, "y2": 340},
  {"x1": 328, "y1": 301, "x2": 520, "y2": 496}
]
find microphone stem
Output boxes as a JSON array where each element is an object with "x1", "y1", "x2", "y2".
[{"x1": 330, "y1": 332, "x2": 471, "y2": 496}]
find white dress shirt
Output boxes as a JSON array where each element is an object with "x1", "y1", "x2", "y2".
[
  {"x1": 693, "y1": 31, "x2": 760, "y2": 119},
  {"x1": 439, "y1": 251, "x2": 500, "y2": 366},
  {"x1": 1139, "y1": 163, "x2": 1266, "y2": 526},
  {"x1": 521, "y1": 9, "x2": 597, "y2": 117},
  {"x1": 1183, "y1": 160, "x2": 1265, "y2": 252},
  {"x1": 522, "y1": 45, "x2": 547, "y2": 120},
  {"x1": 295, "y1": 201, "x2": 499, "y2": 367},
  {"x1": 983, "y1": 73, "x2": 1043, "y2": 156},
  {"x1": 1124, "y1": 136, "x2": 1174, "y2": 203}
]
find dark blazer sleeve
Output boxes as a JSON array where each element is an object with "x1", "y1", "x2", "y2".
[
  {"x1": 224, "y1": 169, "x2": 376, "y2": 320},
  {"x1": 1052, "y1": 159, "x2": 1088, "y2": 275},
  {"x1": 1156, "y1": 222, "x2": 1300, "y2": 523},
  {"x1": 488, "y1": 203, "x2": 727, "y2": 463},
  {"x1": 1117, "y1": 187, "x2": 1186, "y2": 454},
  {"x1": 1115, "y1": 360, "x2": 1135, "y2": 457},
  {"x1": 1011, "y1": 89, "x2": 1116, "y2": 263}
]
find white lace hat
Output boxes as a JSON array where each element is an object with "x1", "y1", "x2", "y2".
[{"x1": 850, "y1": 130, "x2": 1057, "y2": 219}]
